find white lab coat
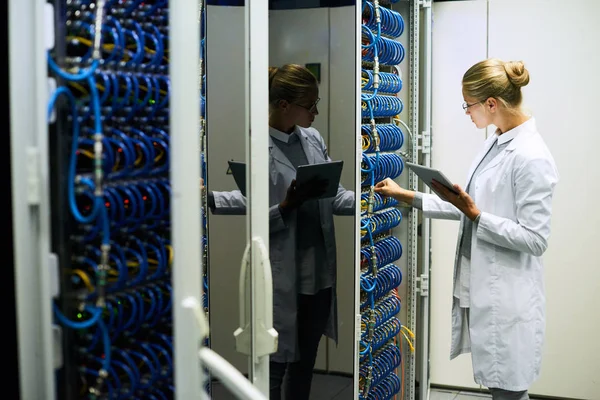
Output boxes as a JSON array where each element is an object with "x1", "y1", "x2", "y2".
[
  {"x1": 211, "y1": 126, "x2": 355, "y2": 363},
  {"x1": 421, "y1": 118, "x2": 559, "y2": 391}
]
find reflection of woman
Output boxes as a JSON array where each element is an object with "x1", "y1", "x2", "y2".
[
  {"x1": 375, "y1": 59, "x2": 558, "y2": 400},
  {"x1": 206, "y1": 64, "x2": 354, "y2": 399}
]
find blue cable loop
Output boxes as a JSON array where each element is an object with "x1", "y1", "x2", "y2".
[
  {"x1": 363, "y1": 1, "x2": 405, "y2": 38},
  {"x1": 362, "y1": 123, "x2": 404, "y2": 153}
]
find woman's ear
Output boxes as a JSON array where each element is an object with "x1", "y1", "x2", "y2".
[
  {"x1": 486, "y1": 97, "x2": 498, "y2": 113},
  {"x1": 278, "y1": 99, "x2": 290, "y2": 112}
]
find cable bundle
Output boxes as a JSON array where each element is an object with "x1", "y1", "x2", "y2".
[
  {"x1": 361, "y1": 95, "x2": 404, "y2": 118},
  {"x1": 362, "y1": 1, "x2": 405, "y2": 38},
  {"x1": 362, "y1": 26, "x2": 405, "y2": 66},
  {"x1": 361, "y1": 191, "x2": 399, "y2": 214},
  {"x1": 47, "y1": 1, "x2": 182, "y2": 397},
  {"x1": 362, "y1": 123, "x2": 404, "y2": 153},
  {"x1": 361, "y1": 293, "x2": 401, "y2": 329},
  {"x1": 360, "y1": 2, "x2": 409, "y2": 395},
  {"x1": 362, "y1": 153, "x2": 404, "y2": 185},
  {"x1": 360, "y1": 236, "x2": 403, "y2": 273},
  {"x1": 361, "y1": 208, "x2": 403, "y2": 239},
  {"x1": 360, "y1": 264, "x2": 403, "y2": 306},
  {"x1": 362, "y1": 69, "x2": 403, "y2": 94}
]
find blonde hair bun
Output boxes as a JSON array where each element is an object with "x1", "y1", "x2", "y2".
[{"x1": 504, "y1": 61, "x2": 530, "y2": 88}]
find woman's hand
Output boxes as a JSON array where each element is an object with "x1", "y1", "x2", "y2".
[
  {"x1": 374, "y1": 178, "x2": 414, "y2": 204},
  {"x1": 374, "y1": 178, "x2": 402, "y2": 197},
  {"x1": 431, "y1": 180, "x2": 481, "y2": 221},
  {"x1": 280, "y1": 178, "x2": 327, "y2": 212},
  {"x1": 279, "y1": 179, "x2": 303, "y2": 212}
]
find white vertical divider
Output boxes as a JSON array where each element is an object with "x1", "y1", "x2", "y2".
[
  {"x1": 10, "y1": 0, "x2": 55, "y2": 398},
  {"x1": 246, "y1": 0, "x2": 272, "y2": 396},
  {"x1": 169, "y1": 0, "x2": 203, "y2": 398},
  {"x1": 353, "y1": 1, "x2": 362, "y2": 399},
  {"x1": 419, "y1": 2, "x2": 432, "y2": 400}
]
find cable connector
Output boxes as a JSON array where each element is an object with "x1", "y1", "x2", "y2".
[
  {"x1": 367, "y1": 186, "x2": 375, "y2": 215},
  {"x1": 370, "y1": 246, "x2": 378, "y2": 276},
  {"x1": 373, "y1": 62, "x2": 380, "y2": 90},
  {"x1": 91, "y1": 0, "x2": 106, "y2": 60},
  {"x1": 88, "y1": 368, "x2": 108, "y2": 398},
  {"x1": 373, "y1": 0, "x2": 381, "y2": 24},
  {"x1": 95, "y1": 243, "x2": 111, "y2": 307},
  {"x1": 93, "y1": 133, "x2": 103, "y2": 196},
  {"x1": 367, "y1": 310, "x2": 376, "y2": 342}
]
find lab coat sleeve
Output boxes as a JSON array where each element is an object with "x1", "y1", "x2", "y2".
[
  {"x1": 315, "y1": 131, "x2": 355, "y2": 215},
  {"x1": 212, "y1": 190, "x2": 291, "y2": 234},
  {"x1": 269, "y1": 204, "x2": 289, "y2": 234},
  {"x1": 476, "y1": 157, "x2": 559, "y2": 257},
  {"x1": 333, "y1": 185, "x2": 355, "y2": 215},
  {"x1": 211, "y1": 190, "x2": 246, "y2": 215},
  {"x1": 421, "y1": 192, "x2": 462, "y2": 220}
]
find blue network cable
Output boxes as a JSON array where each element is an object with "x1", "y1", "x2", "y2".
[{"x1": 49, "y1": 1, "x2": 177, "y2": 397}]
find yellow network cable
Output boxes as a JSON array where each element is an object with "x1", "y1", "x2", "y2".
[
  {"x1": 78, "y1": 149, "x2": 95, "y2": 159},
  {"x1": 362, "y1": 135, "x2": 371, "y2": 151},
  {"x1": 67, "y1": 269, "x2": 94, "y2": 292},
  {"x1": 165, "y1": 244, "x2": 174, "y2": 265},
  {"x1": 134, "y1": 147, "x2": 144, "y2": 166},
  {"x1": 154, "y1": 147, "x2": 165, "y2": 163},
  {"x1": 401, "y1": 330, "x2": 415, "y2": 353}
]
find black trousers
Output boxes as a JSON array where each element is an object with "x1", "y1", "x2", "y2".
[{"x1": 269, "y1": 288, "x2": 332, "y2": 400}]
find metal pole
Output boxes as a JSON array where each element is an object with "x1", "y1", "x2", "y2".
[{"x1": 169, "y1": 0, "x2": 204, "y2": 398}]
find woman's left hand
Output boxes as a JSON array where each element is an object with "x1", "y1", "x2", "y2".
[{"x1": 431, "y1": 180, "x2": 481, "y2": 221}]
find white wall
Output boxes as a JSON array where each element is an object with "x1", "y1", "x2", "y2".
[
  {"x1": 429, "y1": 0, "x2": 488, "y2": 390},
  {"x1": 430, "y1": 1, "x2": 600, "y2": 399}
]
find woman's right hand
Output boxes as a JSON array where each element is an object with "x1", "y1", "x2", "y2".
[
  {"x1": 374, "y1": 178, "x2": 413, "y2": 203},
  {"x1": 279, "y1": 178, "x2": 327, "y2": 212}
]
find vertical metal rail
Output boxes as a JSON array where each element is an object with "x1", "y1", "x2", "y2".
[
  {"x1": 419, "y1": 2, "x2": 433, "y2": 400},
  {"x1": 169, "y1": 0, "x2": 203, "y2": 398},
  {"x1": 407, "y1": 0, "x2": 421, "y2": 399}
]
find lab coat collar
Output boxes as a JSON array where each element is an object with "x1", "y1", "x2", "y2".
[
  {"x1": 269, "y1": 126, "x2": 299, "y2": 144},
  {"x1": 465, "y1": 118, "x2": 536, "y2": 187},
  {"x1": 495, "y1": 117, "x2": 536, "y2": 146},
  {"x1": 268, "y1": 126, "x2": 297, "y2": 173},
  {"x1": 476, "y1": 118, "x2": 537, "y2": 177}
]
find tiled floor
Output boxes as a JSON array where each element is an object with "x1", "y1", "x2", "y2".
[{"x1": 210, "y1": 373, "x2": 533, "y2": 399}]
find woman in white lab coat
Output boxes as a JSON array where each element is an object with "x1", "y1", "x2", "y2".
[
  {"x1": 205, "y1": 64, "x2": 354, "y2": 400},
  {"x1": 375, "y1": 59, "x2": 559, "y2": 400}
]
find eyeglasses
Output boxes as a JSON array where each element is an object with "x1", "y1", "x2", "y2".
[
  {"x1": 462, "y1": 101, "x2": 481, "y2": 111},
  {"x1": 296, "y1": 98, "x2": 320, "y2": 114}
]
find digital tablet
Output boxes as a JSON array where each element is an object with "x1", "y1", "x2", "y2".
[
  {"x1": 296, "y1": 160, "x2": 344, "y2": 200},
  {"x1": 405, "y1": 162, "x2": 459, "y2": 198},
  {"x1": 227, "y1": 160, "x2": 247, "y2": 197}
]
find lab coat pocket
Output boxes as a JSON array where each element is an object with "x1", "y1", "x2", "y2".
[{"x1": 497, "y1": 268, "x2": 535, "y2": 324}]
